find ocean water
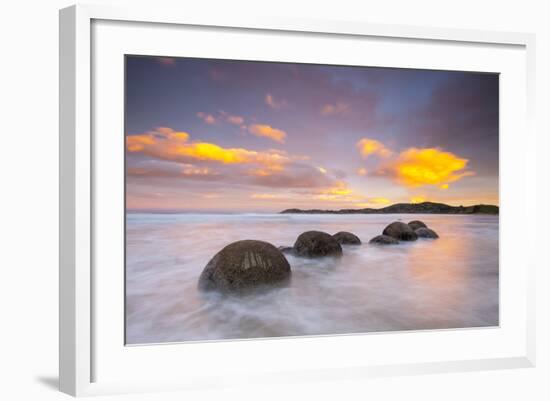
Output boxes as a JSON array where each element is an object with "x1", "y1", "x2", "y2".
[{"x1": 125, "y1": 213, "x2": 499, "y2": 344}]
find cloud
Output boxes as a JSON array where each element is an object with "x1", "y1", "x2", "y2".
[
  {"x1": 127, "y1": 159, "x2": 225, "y2": 182},
  {"x1": 181, "y1": 165, "x2": 215, "y2": 176},
  {"x1": 356, "y1": 137, "x2": 474, "y2": 189},
  {"x1": 219, "y1": 110, "x2": 245, "y2": 125},
  {"x1": 314, "y1": 187, "x2": 391, "y2": 207},
  {"x1": 388, "y1": 147, "x2": 475, "y2": 188},
  {"x1": 247, "y1": 163, "x2": 336, "y2": 189},
  {"x1": 321, "y1": 102, "x2": 350, "y2": 116},
  {"x1": 318, "y1": 167, "x2": 327, "y2": 174},
  {"x1": 126, "y1": 127, "x2": 290, "y2": 173},
  {"x1": 369, "y1": 197, "x2": 391, "y2": 205},
  {"x1": 127, "y1": 127, "x2": 351, "y2": 192},
  {"x1": 251, "y1": 193, "x2": 283, "y2": 199},
  {"x1": 320, "y1": 181, "x2": 352, "y2": 196},
  {"x1": 265, "y1": 93, "x2": 288, "y2": 109},
  {"x1": 196, "y1": 112, "x2": 216, "y2": 125},
  {"x1": 197, "y1": 110, "x2": 245, "y2": 126},
  {"x1": 354, "y1": 198, "x2": 392, "y2": 207},
  {"x1": 126, "y1": 127, "x2": 189, "y2": 152},
  {"x1": 248, "y1": 124, "x2": 287, "y2": 143},
  {"x1": 309, "y1": 181, "x2": 370, "y2": 204},
  {"x1": 356, "y1": 138, "x2": 393, "y2": 159}
]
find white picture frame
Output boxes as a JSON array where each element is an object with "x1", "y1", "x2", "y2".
[{"x1": 59, "y1": 3, "x2": 536, "y2": 397}]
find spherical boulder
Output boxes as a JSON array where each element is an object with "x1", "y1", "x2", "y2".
[
  {"x1": 408, "y1": 220, "x2": 427, "y2": 231},
  {"x1": 369, "y1": 234, "x2": 399, "y2": 245},
  {"x1": 382, "y1": 221, "x2": 418, "y2": 241},
  {"x1": 332, "y1": 231, "x2": 361, "y2": 245},
  {"x1": 415, "y1": 227, "x2": 439, "y2": 239},
  {"x1": 293, "y1": 231, "x2": 343, "y2": 258},
  {"x1": 198, "y1": 240, "x2": 291, "y2": 293}
]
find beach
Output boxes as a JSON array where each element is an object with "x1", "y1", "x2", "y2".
[{"x1": 125, "y1": 213, "x2": 499, "y2": 344}]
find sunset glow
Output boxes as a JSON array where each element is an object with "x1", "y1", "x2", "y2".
[{"x1": 126, "y1": 57, "x2": 499, "y2": 211}]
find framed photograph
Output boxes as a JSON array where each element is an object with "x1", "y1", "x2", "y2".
[{"x1": 59, "y1": 4, "x2": 536, "y2": 397}]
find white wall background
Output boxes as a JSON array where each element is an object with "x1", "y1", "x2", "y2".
[{"x1": 0, "y1": 0, "x2": 548, "y2": 399}]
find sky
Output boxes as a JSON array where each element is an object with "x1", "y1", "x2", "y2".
[{"x1": 125, "y1": 56, "x2": 499, "y2": 212}]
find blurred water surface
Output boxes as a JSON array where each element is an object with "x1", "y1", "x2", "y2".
[{"x1": 126, "y1": 213, "x2": 499, "y2": 344}]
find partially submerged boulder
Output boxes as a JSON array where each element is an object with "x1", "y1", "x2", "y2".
[
  {"x1": 369, "y1": 234, "x2": 399, "y2": 245},
  {"x1": 382, "y1": 221, "x2": 418, "y2": 241},
  {"x1": 408, "y1": 220, "x2": 427, "y2": 231},
  {"x1": 415, "y1": 227, "x2": 439, "y2": 239},
  {"x1": 198, "y1": 240, "x2": 291, "y2": 293},
  {"x1": 277, "y1": 245, "x2": 295, "y2": 254},
  {"x1": 293, "y1": 231, "x2": 343, "y2": 258},
  {"x1": 332, "y1": 231, "x2": 361, "y2": 245}
]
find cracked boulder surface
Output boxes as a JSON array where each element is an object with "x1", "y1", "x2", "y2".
[{"x1": 198, "y1": 240, "x2": 291, "y2": 293}]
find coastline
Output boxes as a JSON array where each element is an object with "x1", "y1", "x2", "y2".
[{"x1": 280, "y1": 201, "x2": 499, "y2": 215}]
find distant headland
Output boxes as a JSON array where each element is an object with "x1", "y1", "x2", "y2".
[{"x1": 280, "y1": 202, "x2": 499, "y2": 215}]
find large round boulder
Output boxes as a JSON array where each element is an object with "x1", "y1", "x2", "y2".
[
  {"x1": 408, "y1": 220, "x2": 427, "y2": 231},
  {"x1": 382, "y1": 221, "x2": 418, "y2": 241},
  {"x1": 332, "y1": 231, "x2": 361, "y2": 245},
  {"x1": 415, "y1": 227, "x2": 439, "y2": 239},
  {"x1": 198, "y1": 240, "x2": 291, "y2": 293},
  {"x1": 293, "y1": 231, "x2": 343, "y2": 258},
  {"x1": 369, "y1": 234, "x2": 399, "y2": 245}
]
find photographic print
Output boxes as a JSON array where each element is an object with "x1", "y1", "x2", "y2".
[{"x1": 125, "y1": 56, "x2": 499, "y2": 345}]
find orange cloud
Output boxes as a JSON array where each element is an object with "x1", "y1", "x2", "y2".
[
  {"x1": 126, "y1": 127, "x2": 290, "y2": 172},
  {"x1": 390, "y1": 148, "x2": 474, "y2": 188},
  {"x1": 265, "y1": 93, "x2": 288, "y2": 109},
  {"x1": 301, "y1": 181, "x2": 351, "y2": 202},
  {"x1": 196, "y1": 112, "x2": 216, "y2": 125},
  {"x1": 299, "y1": 182, "x2": 389, "y2": 206},
  {"x1": 369, "y1": 197, "x2": 391, "y2": 205},
  {"x1": 248, "y1": 124, "x2": 287, "y2": 143},
  {"x1": 356, "y1": 138, "x2": 474, "y2": 189},
  {"x1": 354, "y1": 197, "x2": 392, "y2": 208},
  {"x1": 356, "y1": 138, "x2": 393, "y2": 159},
  {"x1": 321, "y1": 181, "x2": 352, "y2": 196},
  {"x1": 321, "y1": 102, "x2": 350, "y2": 116},
  {"x1": 312, "y1": 181, "x2": 368, "y2": 203},
  {"x1": 126, "y1": 128, "x2": 189, "y2": 152}
]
